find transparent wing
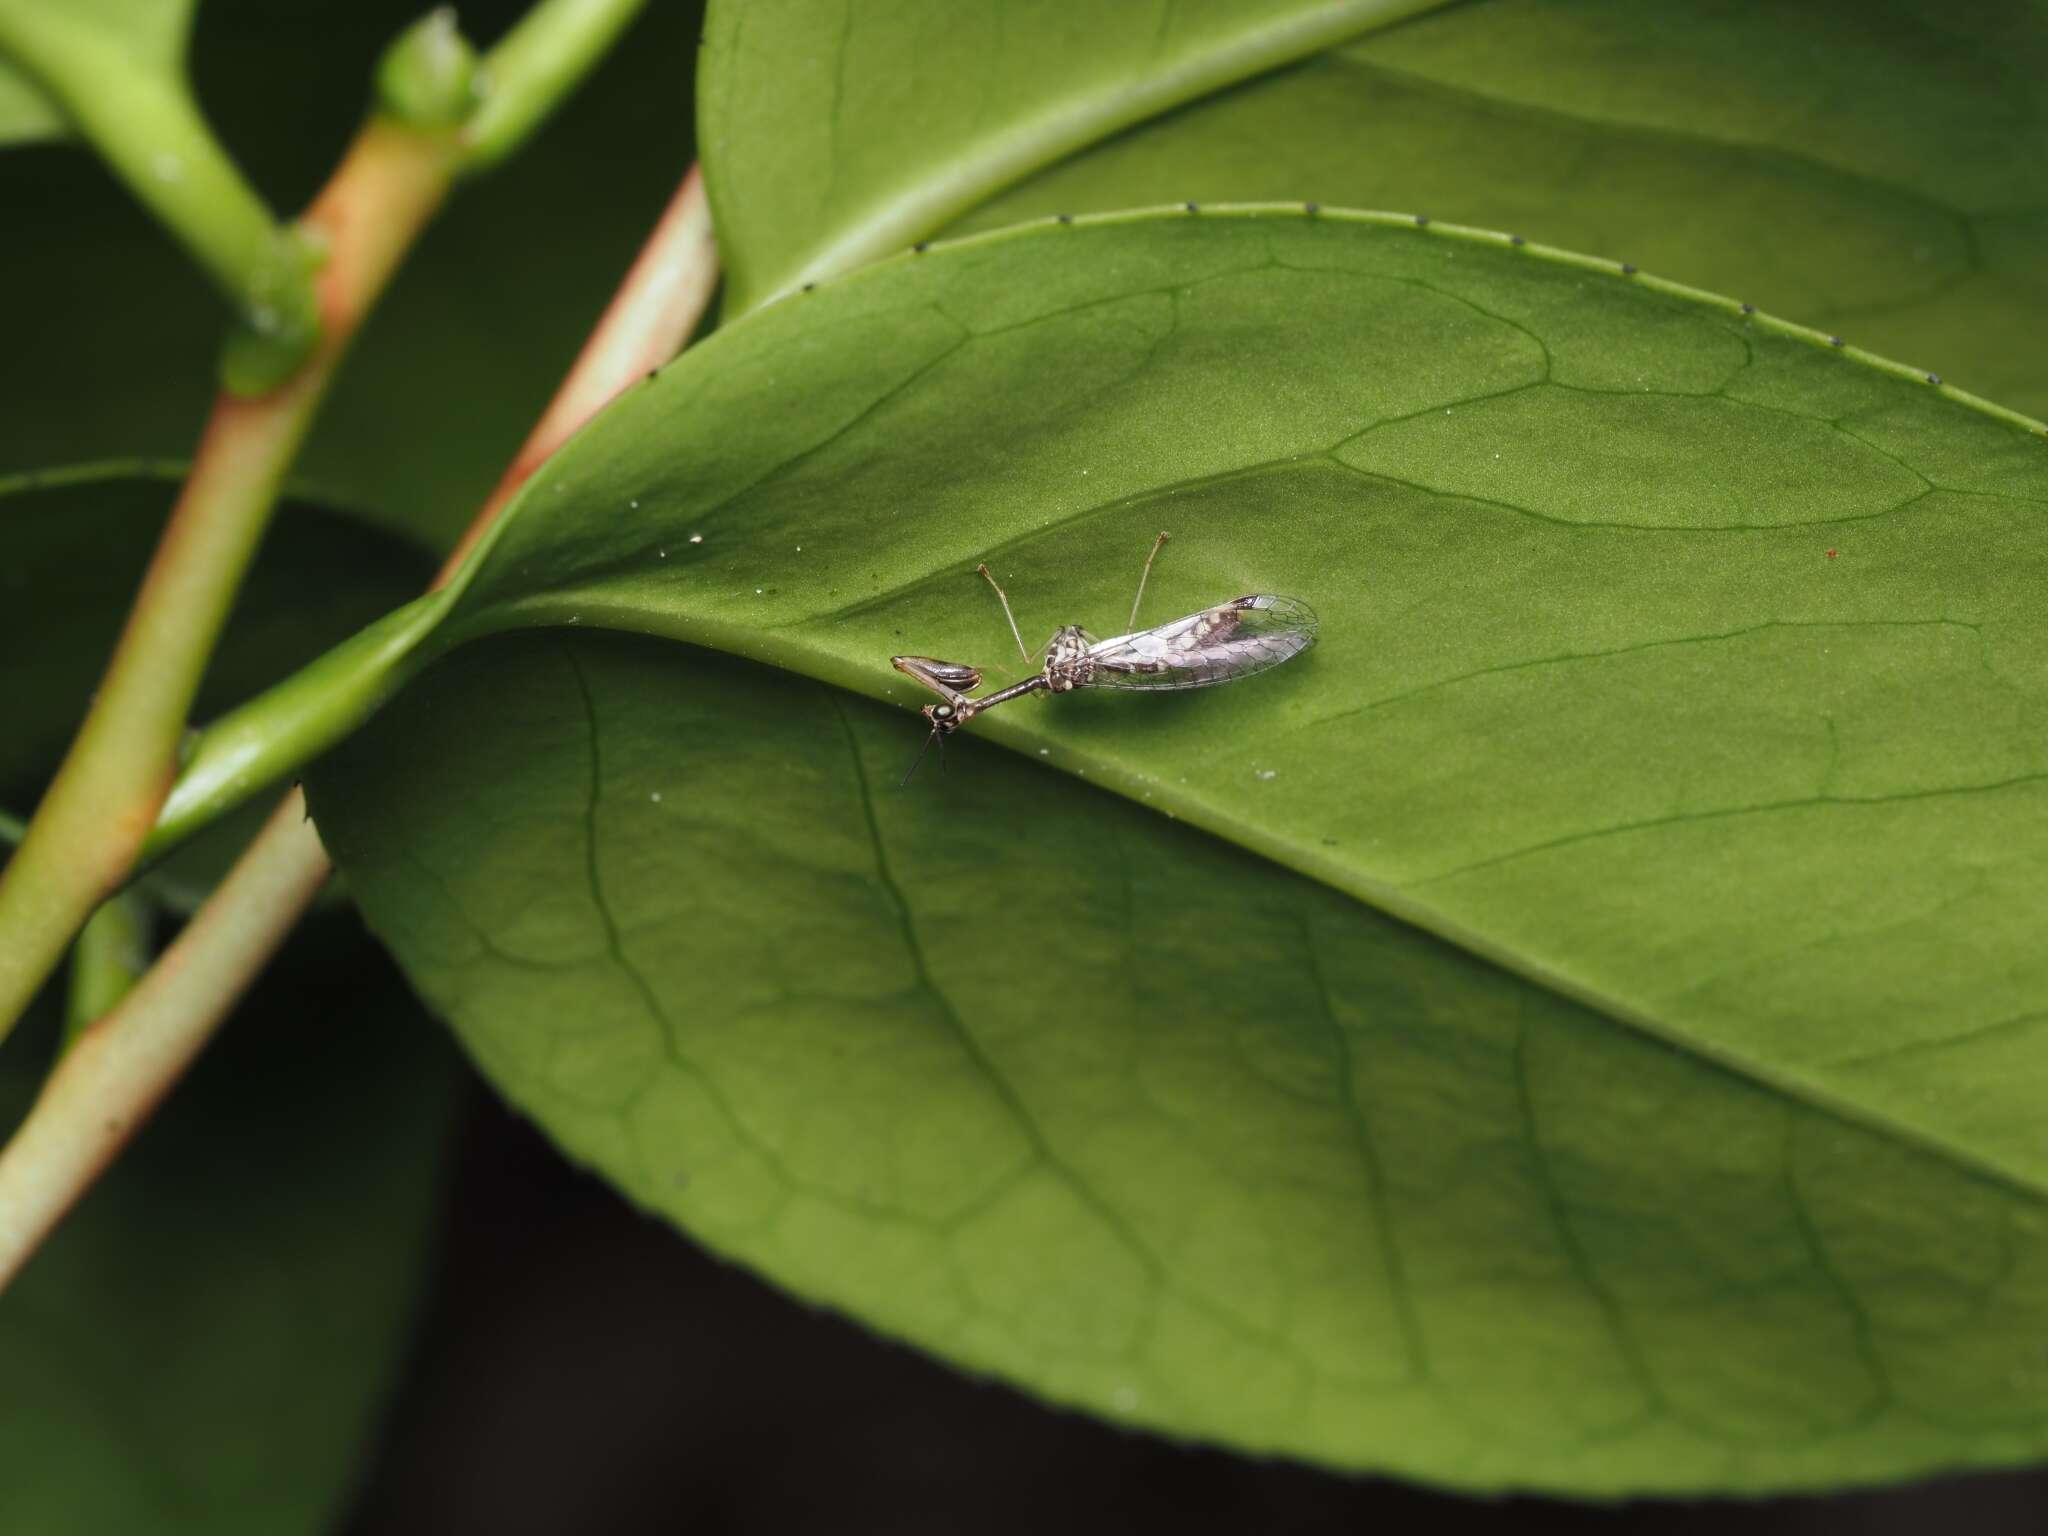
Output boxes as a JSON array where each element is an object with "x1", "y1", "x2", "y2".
[{"x1": 1084, "y1": 595, "x2": 1317, "y2": 691}]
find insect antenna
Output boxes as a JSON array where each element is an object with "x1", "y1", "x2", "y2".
[
  {"x1": 976, "y1": 563, "x2": 1034, "y2": 665},
  {"x1": 1129, "y1": 530, "x2": 1170, "y2": 632},
  {"x1": 901, "y1": 724, "x2": 942, "y2": 786}
]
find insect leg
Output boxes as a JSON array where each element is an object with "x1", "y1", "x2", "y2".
[
  {"x1": 1128, "y1": 530, "x2": 1170, "y2": 632},
  {"x1": 975, "y1": 563, "x2": 1033, "y2": 666}
]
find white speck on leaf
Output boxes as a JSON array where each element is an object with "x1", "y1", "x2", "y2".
[
  {"x1": 650, "y1": 792, "x2": 662, "y2": 803},
  {"x1": 689, "y1": 533, "x2": 703, "y2": 544},
  {"x1": 1256, "y1": 768, "x2": 1277, "y2": 781}
]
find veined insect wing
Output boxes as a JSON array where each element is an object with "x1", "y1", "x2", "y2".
[{"x1": 1083, "y1": 594, "x2": 1317, "y2": 691}]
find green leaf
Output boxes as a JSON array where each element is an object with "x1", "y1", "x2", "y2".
[
  {"x1": 308, "y1": 212, "x2": 2048, "y2": 1489},
  {"x1": 0, "y1": 0, "x2": 701, "y2": 549},
  {"x1": 313, "y1": 631, "x2": 2048, "y2": 1493},
  {"x1": 699, "y1": 0, "x2": 1452, "y2": 313},
  {"x1": 708, "y1": 0, "x2": 2048, "y2": 418},
  {"x1": 0, "y1": 465, "x2": 430, "y2": 906},
  {"x1": 0, "y1": 920, "x2": 458, "y2": 1535}
]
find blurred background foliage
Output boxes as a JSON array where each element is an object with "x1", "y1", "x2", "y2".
[{"x1": 0, "y1": 0, "x2": 698, "y2": 550}]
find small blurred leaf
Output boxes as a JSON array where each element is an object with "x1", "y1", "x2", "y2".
[
  {"x1": 0, "y1": 324, "x2": 455, "y2": 1536},
  {"x1": 0, "y1": 919, "x2": 458, "y2": 1535}
]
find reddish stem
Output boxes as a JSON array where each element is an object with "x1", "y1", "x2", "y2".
[
  {"x1": 0, "y1": 118, "x2": 459, "y2": 1040},
  {"x1": 438, "y1": 165, "x2": 715, "y2": 581}
]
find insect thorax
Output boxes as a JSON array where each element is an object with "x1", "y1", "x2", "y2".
[{"x1": 1043, "y1": 625, "x2": 1094, "y2": 692}]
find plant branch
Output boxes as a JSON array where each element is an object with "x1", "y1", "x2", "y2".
[
  {"x1": 141, "y1": 166, "x2": 715, "y2": 857},
  {"x1": 462, "y1": 0, "x2": 651, "y2": 171},
  {"x1": 62, "y1": 890, "x2": 155, "y2": 1049},
  {"x1": 442, "y1": 162, "x2": 714, "y2": 568},
  {"x1": 0, "y1": 3, "x2": 294, "y2": 337},
  {"x1": 144, "y1": 595, "x2": 450, "y2": 861},
  {"x1": 0, "y1": 116, "x2": 460, "y2": 1046},
  {"x1": 0, "y1": 163, "x2": 719, "y2": 1293},
  {"x1": 0, "y1": 801, "x2": 329, "y2": 1289}
]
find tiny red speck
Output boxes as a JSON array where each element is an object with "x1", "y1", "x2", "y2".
[{"x1": 1825, "y1": 549, "x2": 1838, "y2": 559}]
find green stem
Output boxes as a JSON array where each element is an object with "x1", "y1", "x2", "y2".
[
  {"x1": 0, "y1": 118, "x2": 459, "y2": 1047},
  {"x1": 0, "y1": 799, "x2": 332, "y2": 1292},
  {"x1": 0, "y1": 1, "x2": 664, "y2": 1047},
  {"x1": 0, "y1": 3, "x2": 299, "y2": 339},
  {"x1": 462, "y1": 0, "x2": 650, "y2": 169},
  {"x1": 144, "y1": 593, "x2": 454, "y2": 861},
  {"x1": 64, "y1": 892, "x2": 155, "y2": 1050},
  {"x1": 147, "y1": 161, "x2": 717, "y2": 861},
  {"x1": 0, "y1": 155, "x2": 719, "y2": 1293}
]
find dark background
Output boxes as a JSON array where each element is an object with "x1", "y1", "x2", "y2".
[{"x1": 339, "y1": 1058, "x2": 2048, "y2": 1536}]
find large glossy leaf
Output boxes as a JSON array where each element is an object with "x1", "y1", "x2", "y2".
[
  {"x1": 708, "y1": 0, "x2": 2048, "y2": 418},
  {"x1": 314, "y1": 632, "x2": 2048, "y2": 1494},
  {"x1": 0, "y1": 922, "x2": 458, "y2": 1535},
  {"x1": 307, "y1": 211, "x2": 2048, "y2": 1490},
  {"x1": 699, "y1": 0, "x2": 1452, "y2": 312},
  {"x1": 0, "y1": 0, "x2": 700, "y2": 548}
]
